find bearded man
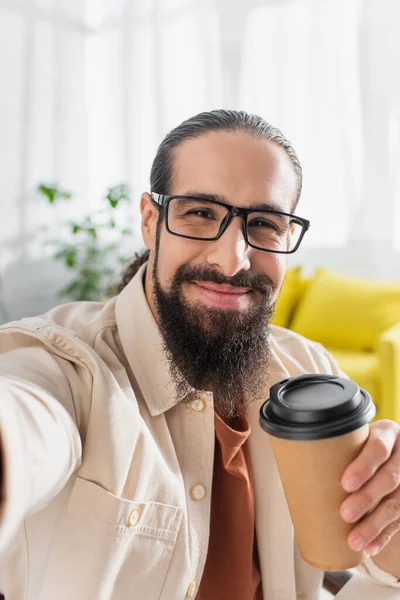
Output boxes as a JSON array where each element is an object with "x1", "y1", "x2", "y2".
[{"x1": 0, "y1": 110, "x2": 399, "y2": 599}]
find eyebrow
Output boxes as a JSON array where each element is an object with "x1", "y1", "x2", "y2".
[{"x1": 182, "y1": 191, "x2": 285, "y2": 213}]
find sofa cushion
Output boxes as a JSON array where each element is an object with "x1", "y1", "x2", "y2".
[
  {"x1": 327, "y1": 347, "x2": 380, "y2": 415},
  {"x1": 271, "y1": 266, "x2": 302, "y2": 328},
  {"x1": 291, "y1": 269, "x2": 400, "y2": 351}
]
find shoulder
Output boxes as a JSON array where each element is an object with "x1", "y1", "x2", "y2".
[
  {"x1": 270, "y1": 324, "x2": 344, "y2": 377},
  {"x1": 0, "y1": 298, "x2": 118, "y2": 353},
  {"x1": 0, "y1": 299, "x2": 121, "y2": 435}
]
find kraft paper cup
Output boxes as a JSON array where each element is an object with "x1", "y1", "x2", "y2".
[{"x1": 260, "y1": 374, "x2": 376, "y2": 571}]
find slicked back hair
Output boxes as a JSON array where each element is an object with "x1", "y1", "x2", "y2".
[{"x1": 150, "y1": 109, "x2": 302, "y2": 202}]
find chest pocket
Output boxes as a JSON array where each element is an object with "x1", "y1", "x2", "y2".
[{"x1": 40, "y1": 477, "x2": 183, "y2": 600}]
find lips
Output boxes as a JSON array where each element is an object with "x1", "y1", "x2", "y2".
[
  {"x1": 187, "y1": 281, "x2": 254, "y2": 309},
  {"x1": 194, "y1": 282, "x2": 251, "y2": 295}
]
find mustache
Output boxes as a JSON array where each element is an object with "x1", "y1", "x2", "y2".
[{"x1": 171, "y1": 264, "x2": 274, "y2": 295}]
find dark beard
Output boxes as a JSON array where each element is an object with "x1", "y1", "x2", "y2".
[{"x1": 152, "y1": 261, "x2": 275, "y2": 421}]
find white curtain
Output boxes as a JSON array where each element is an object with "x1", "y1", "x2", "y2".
[{"x1": 0, "y1": 0, "x2": 399, "y2": 322}]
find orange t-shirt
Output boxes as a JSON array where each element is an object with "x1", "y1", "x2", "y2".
[{"x1": 196, "y1": 413, "x2": 263, "y2": 599}]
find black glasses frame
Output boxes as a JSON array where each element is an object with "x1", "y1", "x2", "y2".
[{"x1": 151, "y1": 193, "x2": 311, "y2": 254}]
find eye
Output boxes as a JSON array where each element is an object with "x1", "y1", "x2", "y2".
[
  {"x1": 248, "y1": 217, "x2": 281, "y2": 231},
  {"x1": 186, "y1": 208, "x2": 216, "y2": 219}
]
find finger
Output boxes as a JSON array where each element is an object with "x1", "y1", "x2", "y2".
[
  {"x1": 365, "y1": 520, "x2": 400, "y2": 557},
  {"x1": 341, "y1": 442, "x2": 400, "y2": 523},
  {"x1": 342, "y1": 421, "x2": 399, "y2": 492},
  {"x1": 347, "y1": 492, "x2": 400, "y2": 551}
]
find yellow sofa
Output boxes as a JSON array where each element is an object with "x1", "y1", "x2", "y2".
[{"x1": 272, "y1": 267, "x2": 400, "y2": 423}]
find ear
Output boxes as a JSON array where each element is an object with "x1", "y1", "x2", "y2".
[{"x1": 140, "y1": 192, "x2": 159, "y2": 251}]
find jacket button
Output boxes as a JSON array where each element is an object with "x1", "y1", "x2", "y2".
[
  {"x1": 187, "y1": 581, "x2": 198, "y2": 597},
  {"x1": 191, "y1": 484, "x2": 206, "y2": 501},
  {"x1": 128, "y1": 507, "x2": 142, "y2": 527},
  {"x1": 191, "y1": 398, "x2": 205, "y2": 412}
]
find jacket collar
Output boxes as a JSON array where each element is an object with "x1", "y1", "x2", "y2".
[{"x1": 115, "y1": 263, "x2": 185, "y2": 417}]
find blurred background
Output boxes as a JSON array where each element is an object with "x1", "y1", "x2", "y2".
[{"x1": 0, "y1": 0, "x2": 399, "y2": 309}]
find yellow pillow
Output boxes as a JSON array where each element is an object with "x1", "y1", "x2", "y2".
[
  {"x1": 271, "y1": 266, "x2": 302, "y2": 328},
  {"x1": 291, "y1": 269, "x2": 400, "y2": 351}
]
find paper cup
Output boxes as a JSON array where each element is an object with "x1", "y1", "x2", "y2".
[{"x1": 260, "y1": 374, "x2": 376, "y2": 571}]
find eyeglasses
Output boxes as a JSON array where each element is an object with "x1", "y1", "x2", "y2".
[{"x1": 151, "y1": 193, "x2": 310, "y2": 254}]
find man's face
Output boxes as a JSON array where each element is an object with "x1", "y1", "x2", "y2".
[{"x1": 141, "y1": 130, "x2": 298, "y2": 419}]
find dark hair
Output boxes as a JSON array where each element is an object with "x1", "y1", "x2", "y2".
[
  {"x1": 118, "y1": 109, "x2": 302, "y2": 291},
  {"x1": 151, "y1": 108, "x2": 302, "y2": 199}
]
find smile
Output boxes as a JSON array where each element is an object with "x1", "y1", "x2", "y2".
[{"x1": 191, "y1": 281, "x2": 252, "y2": 308}]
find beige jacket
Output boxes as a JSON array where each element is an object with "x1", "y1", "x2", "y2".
[{"x1": 0, "y1": 264, "x2": 399, "y2": 600}]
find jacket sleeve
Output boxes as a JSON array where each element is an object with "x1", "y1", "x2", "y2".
[
  {"x1": 0, "y1": 346, "x2": 82, "y2": 556},
  {"x1": 335, "y1": 564, "x2": 400, "y2": 599}
]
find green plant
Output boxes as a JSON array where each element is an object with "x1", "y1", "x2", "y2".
[{"x1": 37, "y1": 183, "x2": 133, "y2": 301}]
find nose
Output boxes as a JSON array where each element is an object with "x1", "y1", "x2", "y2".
[{"x1": 205, "y1": 216, "x2": 251, "y2": 277}]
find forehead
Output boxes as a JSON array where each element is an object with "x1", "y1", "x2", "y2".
[{"x1": 170, "y1": 130, "x2": 298, "y2": 213}]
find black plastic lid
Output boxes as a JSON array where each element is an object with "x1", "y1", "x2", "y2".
[{"x1": 260, "y1": 374, "x2": 376, "y2": 440}]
